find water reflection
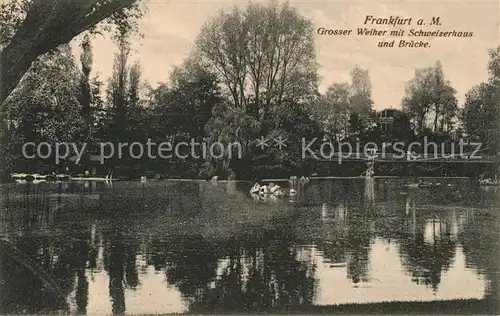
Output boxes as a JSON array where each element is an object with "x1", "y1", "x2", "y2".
[{"x1": 0, "y1": 179, "x2": 498, "y2": 314}]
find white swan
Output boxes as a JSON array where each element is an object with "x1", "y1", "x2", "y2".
[
  {"x1": 273, "y1": 188, "x2": 284, "y2": 197},
  {"x1": 299, "y1": 176, "x2": 310, "y2": 183},
  {"x1": 250, "y1": 192, "x2": 261, "y2": 201},
  {"x1": 268, "y1": 183, "x2": 279, "y2": 193},
  {"x1": 11, "y1": 173, "x2": 28, "y2": 179},
  {"x1": 250, "y1": 183, "x2": 261, "y2": 194}
]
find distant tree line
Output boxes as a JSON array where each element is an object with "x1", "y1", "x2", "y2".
[{"x1": 1, "y1": 1, "x2": 498, "y2": 180}]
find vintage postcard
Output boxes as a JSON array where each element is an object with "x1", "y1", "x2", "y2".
[{"x1": 0, "y1": 0, "x2": 499, "y2": 315}]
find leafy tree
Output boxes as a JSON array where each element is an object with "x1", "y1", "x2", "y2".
[
  {"x1": 89, "y1": 76, "x2": 106, "y2": 136},
  {"x1": 0, "y1": 0, "x2": 143, "y2": 178},
  {"x1": 128, "y1": 61, "x2": 141, "y2": 108},
  {"x1": 376, "y1": 109, "x2": 414, "y2": 145},
  {"x1": 202, "y1": 96, "x2": 323, "y2": 179},
  {"x1": 104, "y1": 40, "x2": 140, "y2": 140},
  {"x1": 386, "y1": 110, "x2": 414, "y2": 143},
  {"x1": 316, "y1": 66, "x2": 374, "y2": 142},
  {"x1": 195, "y1": 1, "x2": 317, "y2": 112},
  {"x1": 434, "y1": 84, "x2": 457, "y2": 134},
  {"x1": 204, "y1": 105, "x2": 259, "y2": 179},
  {"x1": 267, "y1": 100, "x2": 323, "y2": 175},
  {"x1": 94, "y1": 39, "x2": 151, "y2": 176},
  {"x1": 461, "y1": 84, "x2": 499, "y2": 153}
]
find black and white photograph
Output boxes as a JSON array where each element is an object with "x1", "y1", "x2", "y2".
[{"x1": 0, "y1": 0, "x2": 499, "y2": 314}]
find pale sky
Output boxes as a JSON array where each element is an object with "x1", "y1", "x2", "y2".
[{"x1": 76, "y1": 0, "x2": 500, "y2": 110}]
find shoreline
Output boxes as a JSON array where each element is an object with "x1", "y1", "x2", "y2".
[{"x1": 180, "y1": 299, "x2": 498, "y2": 315}]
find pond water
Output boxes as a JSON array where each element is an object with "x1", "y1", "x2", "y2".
[{"x1": 0, "y1": 178, "x2": 498, "y2": 314}]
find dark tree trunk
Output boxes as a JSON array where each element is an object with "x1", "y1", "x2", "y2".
[{"x1": 0, "y1": 0, "x2": 137, "y2": 107}]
